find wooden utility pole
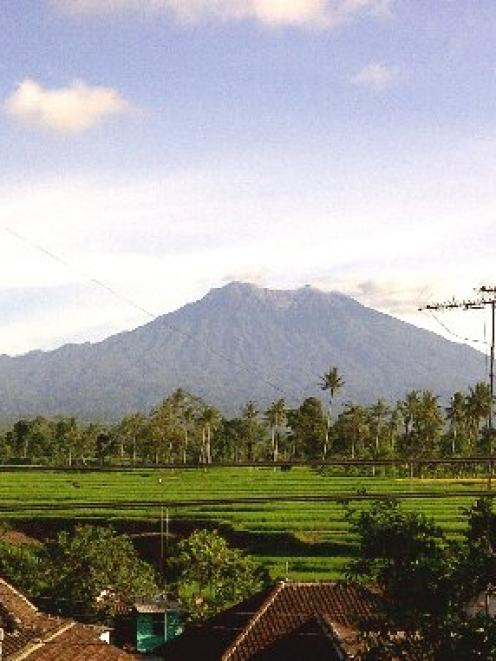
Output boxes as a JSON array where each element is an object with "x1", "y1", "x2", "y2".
[{"x1": 419, "y1": 286, "x2": 496, "y2": 432}]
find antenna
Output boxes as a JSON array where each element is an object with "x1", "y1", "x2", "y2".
[{"x1": 419, "y1": 286, "x2": 496, "y2": 435}]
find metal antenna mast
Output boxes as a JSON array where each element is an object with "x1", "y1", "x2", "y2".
[{"x1": 419, "y1": 286, "x2": 496, "y2": 432}]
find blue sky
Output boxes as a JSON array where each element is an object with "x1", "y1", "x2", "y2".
[{"x1": 1, "y1": 0, "x2": 496, "y2": 355}]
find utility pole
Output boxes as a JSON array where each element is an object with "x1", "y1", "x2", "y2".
[
  {"x1": 480, "y1": 286, "x2": 496, "y2": 431},
  {"x1": 419, "y1": 286, "x2": 496, "y2": 434}
]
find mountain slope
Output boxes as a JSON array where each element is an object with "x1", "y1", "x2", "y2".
[{"x1": 0, "y1": 282, "x2": 486, "y2": 419}]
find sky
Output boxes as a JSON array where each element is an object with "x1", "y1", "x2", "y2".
[{"x1": 1, "y1": 0, "x2": 496, "y2": 356}]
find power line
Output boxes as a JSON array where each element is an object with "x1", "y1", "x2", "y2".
[
  {"x1": 426, "y1": 309, "x2": 489, "y2": 347},
  {"x1": 420, "y1": 287, "x2": 496, "y2": 434}
]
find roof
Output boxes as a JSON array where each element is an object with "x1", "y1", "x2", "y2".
[
  {"x1": 161, "y1": 581, "x2": 381, "y2": 660},
  {"x1": 18, "y1": 622, "x2": 136, "y2": 660},
  {"x1": 134, "y1": 595, "x2": 182, "y2": 614},
  {"x1": 0, "y1": 578, "x2": 137, "y2": 660}
]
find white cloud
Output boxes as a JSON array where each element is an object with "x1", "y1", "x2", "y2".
[
  {"x1": 337, "y1": 278, "x2": 436, "y2": 314},
  {"x1": 351, "y1": 61, "x2": 399, "y2": 90},
  {"x1": 50, "y1": 0, "x2": 395, "y2": 28},
  {"x1": 4, "y1": 79, "x2": 129, "y2": 134}
]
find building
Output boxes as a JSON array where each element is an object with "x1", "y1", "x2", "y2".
[
  {"x1": 160, "y1": 580, "x2": 381, "y2": 660},
  {"x1": 0, "y1": 577, "x2": 137, "y2": 659},
  {"x1": 114, "y1": 594, "x2": 183, "y2": 654}
]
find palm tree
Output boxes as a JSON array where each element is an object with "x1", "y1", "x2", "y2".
[
  {"x1": 199, "y1": 406, "x2": 222, "y2": 464},
  {"x1": 118, "y1": 412, "x2": 146, "y2": 465},
  {"x1": 446, "y1": 392, "x2": 466, "y2": 455},
  {"x1": 466, "y1": 382, "x2": 492, "y2": 450},
  {"x1": 341, "y1": 403, "x2": 368, "y2": 459},
  {"x1": 370, "y1": 399, "x2": 390, "y2": 456},
  {"x1": 369, "y1": 399, "x2": 389, "y2": 475},
  {"x1": 397, "y1": 390, "x2": 419, "y2": 456},
  {"x1": 241, "y1": 401, "x2": 259, "y2": 462},
  {"x1": 319, "y1": 367, "x2": 344, "y2": 459},
  {"x1": 415, "y1": 390, "x2": 443, "y2": 457},
  {"x1": 181, "y1": 406, "x2": 195, "y2": 464},
  {"x1": 265, "y1": 399, "x2": 287, "y2": 462}
]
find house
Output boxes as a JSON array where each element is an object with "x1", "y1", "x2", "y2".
[
  {"x1": 114, "y1": 594, "x2": 183, "y2": 654},
  {"x1": 159, "y1": 580, "x2": 381, "y2": 660},
  {"x1": 0, "y1": 577, "x2": 137, "y2": 659}
]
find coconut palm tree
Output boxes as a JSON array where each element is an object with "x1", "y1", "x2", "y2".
[
  {"x1": 319, "y1": 367, "x2": 344, "y2": 459},
  {"x1": 466, "y1": 382, "x2": 492, "y2": 450},
  {"x1": 369, "y1": 399, "x2": 389, "y2": 475},
  {"x1": 265, "y1": 399, "x2": 287, "y2": 462},
  {"x1": 341, "y1": 403, "x2": 368, "y2": 459},
  {"x1": 370, "y1": 399, "x2": 390, "y2": 456},
  {"x1": 199, "y1": 406, "x2": 222, "y2": 464},
  {"x1": 241, "y1": 401, "x2": 259, "y2": 462},
  {"x1": 446, "y1": 392, "x2": 466, "y2": 455},
  {"x1": 118, "y1": 412, "x2": 146, "y2": 465}
]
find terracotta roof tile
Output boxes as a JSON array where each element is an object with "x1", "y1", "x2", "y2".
[
  {"x1": 162, "y1": 581, "x2": 380, "y2": 661},
  {"x1": 22, "y1": 623, "x2": 137, "y2": 660},
  {"x1": 224, "y1": 582, "x2": 378, "y2": 660},
  {"x1": 0, "y1": 578, "x2": 136, "y2": 660}
]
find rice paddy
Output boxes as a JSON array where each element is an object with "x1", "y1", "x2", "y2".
[{"x1": 0, "y1": 466, "x2": 492, "y2": 579}]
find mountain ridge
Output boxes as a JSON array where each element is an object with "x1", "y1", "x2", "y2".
[{"x1": 0, "y1": 282, "x2": 486, "y2": 419}]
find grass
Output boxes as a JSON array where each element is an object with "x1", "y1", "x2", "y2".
[{"x1": 0, "y1": 467, "x2": 492, "y2": 579}]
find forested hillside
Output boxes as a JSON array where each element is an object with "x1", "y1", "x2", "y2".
[{"x1": 0, "y1": 282, "x2": 486, "y2": 419}]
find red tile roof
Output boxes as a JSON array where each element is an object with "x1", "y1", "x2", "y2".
[
  {"x1": 20, "y1": 622, "x2": 137, "y2": 660},
  {"x1": 0, "y1": 578, "x2": 137, "y2": 660},
  {"x1": 162, "y1": 581, "x2": 381, "y2": 660}
]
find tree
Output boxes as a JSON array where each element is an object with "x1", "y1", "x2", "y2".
[
  {"x1": 346, "y1": 498, "x2": 496, "y2": 659},
  {"x1": 240, "y1": 401, "x2": 262, "y2": 462},
  {"x1": 199, "y1": 406, "x2": 222, "y2": 464},
  {"x1": 446, "y1": 392, "x2": 467, "y2": 455},
  {"x1": 397, "y1": 390, "x2": 443, "y2": 459},
  {"x1": 287, "y1": 397, "x2": 327, "y2": 460},
  {"x1": 150, "y1": 399, "x2": 175, "y2": 464},
  {"x1": 118, "y1": 412, "x2": 147, "y2": 464},
  {"x1": 346, "y1": 499, "x2": 451, "y2": 626},
  {"x1": 173, "y1": 529, "x2": 267, "y2": 622},
  {"x1": 44, "y1": 525, "x2": 157, "y2": 622},
  {"x1": 265, "y1": 399, "x2": 287, "y2": 462},
  {"x1": 319, "y1": 367, "x2": 344, "y2": 459},
  {"x1": 0, "y1": 537, "x2": 47, "y2": 600},
  {"x1": 10, "y1": 419, "x2": 31, "y2": 459},
  {"x1": 338, "y1": 403, "x2": 369, "y2": 459},
  {"x1": 466, "y1": 382, "x2": 492, "y2": 450},
  {"x1": 370, "y1": 400, "x2": 389, "y2": 457}
]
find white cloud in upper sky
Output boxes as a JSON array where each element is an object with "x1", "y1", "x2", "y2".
[
  {"x1": 50, "y1": 0, "x2": 395, "y2": 28},
  {"x1": 351, "y1": 62, "x2": 399, "y2": 90},
  {"x1": 4, "y1": 79, "x2": 129, "y2": 134}
]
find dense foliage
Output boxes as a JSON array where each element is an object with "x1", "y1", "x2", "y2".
[
  {"x1": 0, "y1": 525, "x2": 158, "y2": 622},
  {"x1": 173, "y1": 529, "x2": 268, "y2": 621},
  {"x1": 347, "y1": 498, "x2": 496, "y2": 659},
  {"x1": 1, "y1": 369, "x2": 494, "y2": 465}
]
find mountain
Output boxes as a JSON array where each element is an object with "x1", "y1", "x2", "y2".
[{"x1": 0, "y1": 282, "x2": 487, "y2": 419}]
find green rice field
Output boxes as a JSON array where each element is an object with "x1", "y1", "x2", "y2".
[{"x1": 1, "y1": 467, "x2": 494, "y2": 579}]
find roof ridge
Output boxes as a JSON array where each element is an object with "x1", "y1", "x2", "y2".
[
  {"x1": 222, "y1": 582, "x2": 286, "y2": 661},
  {"x1": 0, "y1": 577, "x2": 38, "y2": 615},
  {"x1": 11, "y1": 621, "x2": 76, "y2": 660}
]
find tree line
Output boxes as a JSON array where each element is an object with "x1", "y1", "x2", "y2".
[{"x1": 1, "y1": 367, "x2": 494, "y2": 465}]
